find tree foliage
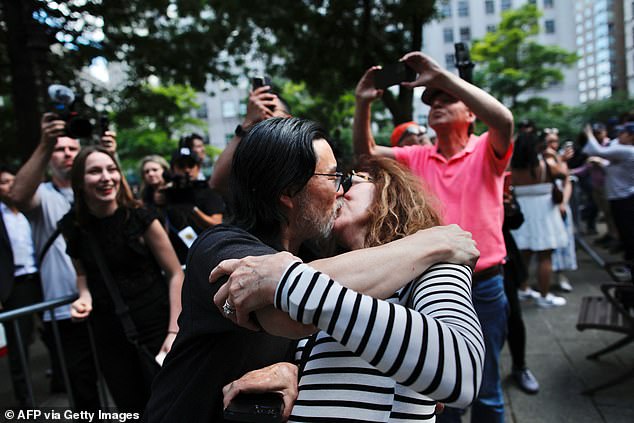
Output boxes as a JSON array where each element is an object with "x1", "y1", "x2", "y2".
[
  {"x1": 0, "y1": 0, "x2": 439, "y2": 162},
  {"x1": 471, "y1": 4, "x2": 577, "y2": 112},
  {"x1": 513, "y1": 95, "x2": 634, "y2": 141},
  {"x1": 113, "y1": 83, "x2": 206, "y2": 172}
]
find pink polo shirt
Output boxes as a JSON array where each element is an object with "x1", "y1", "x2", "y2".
[{"x1": 393, "y1": 132, "x2": 513, "y2": 272}]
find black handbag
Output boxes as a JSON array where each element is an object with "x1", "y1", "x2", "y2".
[
  {"x1": 542, "y1": 157, "x2": 564, "y2": 204},
  {"x1": 86, "y1": 232, "x2": 161, "y2": 385}
]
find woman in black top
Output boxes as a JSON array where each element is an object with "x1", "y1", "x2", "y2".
[{"x1": 60, "y1": 146, "x2": 183, "y2": 412}]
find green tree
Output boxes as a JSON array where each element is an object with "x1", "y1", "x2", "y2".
[
  {"x1": 0, "y1": 0, "x2": 439, "y2": 161},
  {"x1": 113, "y1": 83, "x2": 205, "y2": 172},
  {"x1": 251, "y1": 0, "x2": 437, "y2": 125},
  {"x1": 470, "y1": 4, "x2": 578, "y2": 112}
]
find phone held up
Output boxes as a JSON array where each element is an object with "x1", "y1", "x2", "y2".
[
  {"x1": 223, "y1": 392, "x2": 284, "y2": 423},
  {"x1": 252, "y1": 76, "x2": 276, "y2": 111},
  {"x1": 374, "y1": 62, "x2": 416, "y2": 89},
  {"x1": 252, "y1": 76, "x2": 272, "y2": 91}
]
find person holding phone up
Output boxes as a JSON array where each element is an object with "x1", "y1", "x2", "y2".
[{"x1": 353, "y1": 52, "x2": 514, "y2": 423}]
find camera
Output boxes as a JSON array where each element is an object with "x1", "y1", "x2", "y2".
[
  {"x1": 454, "y1": 43, "x2": 474, "y2": 84},
  {"x1": 48, "y1": 84, "x2": 94, "y2": 139},
  {"x1": 162, "y1": 174, "x2": 207, "y2": 205}
]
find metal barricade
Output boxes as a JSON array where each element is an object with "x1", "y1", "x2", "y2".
[{"x1": 0, "y1": 295, "x2": 109, "y2": 409}]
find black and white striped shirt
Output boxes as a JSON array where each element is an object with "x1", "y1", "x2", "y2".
[{"x1": 275, "y1": 263, "x2": 485, "y2": 422}]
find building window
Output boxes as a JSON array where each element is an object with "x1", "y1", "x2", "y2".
[
  {"x1": 195, "y1": 104, "x2": 208, "y2": 119},
  {"x1": 545, "y1": 20, "x2": 555, "y2": 34},
  {"x1": 459, "y1": 26, "x2": 471, "y2": 42},
  {"x1": 443, "y1": 28, "x2": 454, "y2": 43},
  {"x1": 544, "y1": 0, "x2": 554, "y2": 9},
  {"x1": 440, "y1": 0, "x2": 452, "y2": 18},
  {"x1": 221, "y1": 101, "x2": 237, "y2": 118},
  {"x1": 458, "y1": 0, "x2": 469, "y2": 17},
  {"x1": 528, "y1": 0, "x2": 537, "y2": 4},
  {"x1": 580, "y1": 92, "x2": 587, "y2": 103},
  {"x1": 485, "y1": 0, "x2": 495, "y2": 14},
  {"x1": 598, "y1": 86, "x2": 611, "y2": 98},
  {"x1": 445, "y1": 53, "x2": 456, "y2": 68},
  {"x1": 501, "y1": 0, "x2": 512, "y2": 11},
  {"x1": 486, "y1": 24, "x2": 497, "y2": 33}
]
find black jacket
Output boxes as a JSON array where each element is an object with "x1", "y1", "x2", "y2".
[{"x1": 0, "y1": 209, "x2": 15, "y2": 303}]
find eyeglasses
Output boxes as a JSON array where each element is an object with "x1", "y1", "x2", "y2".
[
  {"x1": 313, "y1": 172, "x2": 344, "y2": 192},
  {"x1": 398, "y1": 125, "x2": 427, "y2": 146},
  {"x1": 543, "y1": 128, "x2": 559, "y2": 135},
  {"x1": 341, "y1": 171, "x2": 374, "y2": 193},
  {"x1": 405, "y1": 125, "x2": 427, "y2": 136}
]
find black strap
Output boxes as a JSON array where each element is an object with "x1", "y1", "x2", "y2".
[
  {"x1": 38, "y1": 227, "x2": 61, "y2": 264},
  {"x1": 85, "y1": 231, "x2": 141, "y2": 346}
]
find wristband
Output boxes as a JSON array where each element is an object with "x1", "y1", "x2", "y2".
[{"x1": 234, "y1": 124, "x2": 249, "y2": 138}]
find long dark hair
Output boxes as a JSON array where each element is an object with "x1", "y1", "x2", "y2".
[
  {"x1": 230, "y1": 117, "x2": 329, "y2": 237},
  {"x1": 511, "y1": 132, "x2": 544, "y2": 178},
  {"x1": 70, "y1": 146, "x2": 139, "y2": 226}
]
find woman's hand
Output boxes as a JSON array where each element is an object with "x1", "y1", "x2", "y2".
[
  {"x1": 70, "y1": 294, "x2": 92, "y2": 321},
  {"x1": 223, "y1": 362, "x2": 298, "y2": 422},
  {"x1": 159, "y1": 332, "x2": 177, "y2": 355},
  {"x1": 210, "y1": 252, "x2": 301, "y2": 330}
]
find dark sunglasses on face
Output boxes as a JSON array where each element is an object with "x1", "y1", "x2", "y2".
[
  {"x1": 341, "y1": 171, "x2": 373, "y2": 193},
  {"x1": 314, "y1": 171, "x2": 374, "y2": 194}
]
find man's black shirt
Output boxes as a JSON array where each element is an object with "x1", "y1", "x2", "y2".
[{"x1": 143, "y1": 225, "x2": 295, "y2": 423}]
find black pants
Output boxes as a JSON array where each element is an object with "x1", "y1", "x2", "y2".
[
  {"x1": 3, "y1": 273, "x2": 43, "y2": 406},
  {"x1": 610, "y1": 195, "x2": 634, "y2": 271},
  {"x1": 42, "y1": 319, "x2": 100, "y2": 411},
  {"x1": 90, "y1": 301, "x2": 167, "y2": 413},
  {"x1": 503, "y1": 271, "x2": 527, "y2": 370}
]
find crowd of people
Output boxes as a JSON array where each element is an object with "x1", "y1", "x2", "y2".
[{"x1": 0, "y1": 49, "x2": 632, "y2": 423}]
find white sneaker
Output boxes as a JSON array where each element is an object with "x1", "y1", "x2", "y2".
[
  {"x1": 557, "y1": 273, "x2": 572, "y2": 292},
  {"x1": 536, "y1": 293, "x2": 567, "y2": 308},
  {"x1": 518, "y1": 287, "x2": 541, "y2": 301}
]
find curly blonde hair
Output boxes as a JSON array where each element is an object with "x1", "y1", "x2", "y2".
[{"x1": 358, "y1": 156, "x2": 443, "y2": 248}]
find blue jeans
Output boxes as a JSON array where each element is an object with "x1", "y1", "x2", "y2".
[{"x1": 437, "y1": 274, "x2": 509, "y2": 423}]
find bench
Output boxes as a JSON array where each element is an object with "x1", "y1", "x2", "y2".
[{"x1": 576, "y1": 283, "x2": 634, "y2": 395}]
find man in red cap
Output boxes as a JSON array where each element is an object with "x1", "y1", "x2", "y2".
[
  {"x1": 353, "y1": 52, "x2": 514, "y2": 423},
  {"x1": 390, "y1": 121, "x2": 431, "y2": 147}
]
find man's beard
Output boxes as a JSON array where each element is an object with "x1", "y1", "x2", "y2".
[{"x1": 296, "y1": 192, "x2": 343, "y2": 240}]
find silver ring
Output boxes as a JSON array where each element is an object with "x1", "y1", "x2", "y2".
[{"x1": 223, "y1": 300, "x2": 236, "y2": 316}]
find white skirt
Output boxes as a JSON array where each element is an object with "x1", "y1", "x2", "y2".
[{"x1": 511, "y1": 183, "x2": 568, "y2": 252}]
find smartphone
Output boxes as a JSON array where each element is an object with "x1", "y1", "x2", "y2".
[
  {"x1": 374, "y1": 63, "x2": 416, "y2": 89},
  {"x1": 252, "y1": 76, "x2": 272, "y2": 90},
  {"x1": 223, "y1": 392, "x2": 284, "y2": 423}
]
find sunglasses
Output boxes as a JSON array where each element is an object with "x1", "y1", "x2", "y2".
[
  {"x1": 313, "y1": 171, "x2": 374, "y2": 194},
  {"x1": 543, "y1": 128, "x2": 559, "y2": 135},
  {"x1": 341, "y1": 171, "x2": 374, "y2": 193}
]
